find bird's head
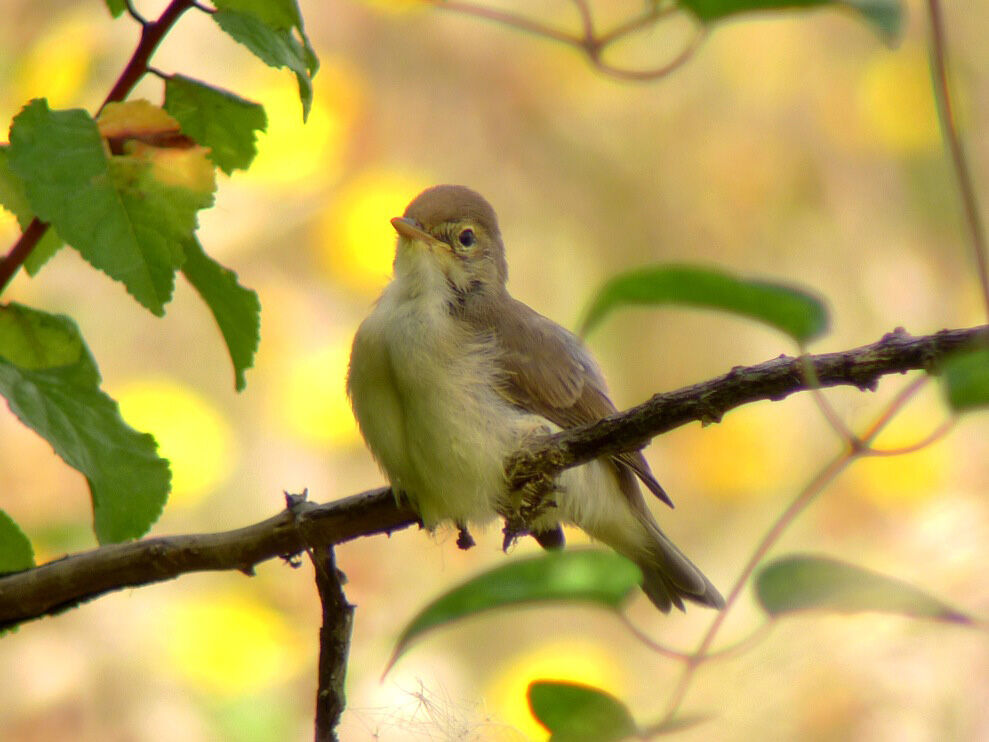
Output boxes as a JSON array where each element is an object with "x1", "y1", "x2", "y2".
[{"x1": 391, "y1": 185, "x2": 508, "y2": 295}]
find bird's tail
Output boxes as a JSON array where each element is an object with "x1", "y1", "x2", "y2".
[{"x1": 634, "y1": 521, "x2": 724, "y2": 613}]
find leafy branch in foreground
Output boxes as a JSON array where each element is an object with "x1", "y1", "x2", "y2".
[{"x1": 0, "y1": 0, "x2": 318, "y2": 547}]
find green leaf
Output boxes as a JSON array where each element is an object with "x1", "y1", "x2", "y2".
[
  {"x1": 164, "y1": 75, "x2": 268, "y2": 175},
  {"x1": 104, "y1": 0, "x2": 127, "y2": 18},
  {"x1": 7, "y1": 99, "x2": 205, "y2": 315},
  {"x1": 389, "y1": 550, "x2": 641, "y2": 670},
  {"x1": 0, "y1": 145, "x2": 64, "y2": 276},
  {"x1": 211, "y1": 0, "x2": 319, "y2": 120},
  {"x1": 0, "y1": 510, "x2": 35, "y2": 574},
  {"x1": 528, "y1": 681, "x2": 638, "y2": 742},
  {"x1": 678, "y1": 0, "x2": 904, "y2": 45},
  {"x1": 0, "y1": 303, "x2": 170, "y2": 543},
  {"x1": 579, "y1": 264, "x2": 828, "y2": 344},
  {"x1": 181, "y1": 238, "x2": 261, "y2": 391},
  {"x1": 755, "y1": 554, "x2": 973, "y2": 623},
  {"x1": 940, "y1": 348, "x2": 989, "y2": 412}
]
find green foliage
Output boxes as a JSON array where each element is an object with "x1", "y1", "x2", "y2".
[
  {"x1": 389, "y1": 550, "x2": 642, "y2": 670},
  {"x1": 181, "y1": 237, "x2": 261, "y2": 392},
  {"x1": 755, "y1": 554, "x2": 973, "y2": 622},
  {"x1": 940, "y1": 347, "x2": 989, "y2": 412},
  {"x1": 103, "y1": 0, "x2": 126, "y2": 18},
  {"x1": 7, "y1": 99, "x2": 216, "y2": 315},
  {"x1": 0, "y1": 146, "x2": 63, "y2": 275},
  {"x1": 679, "y1": 0, "x2": 904, "y2": 45},
  {"x1": 212, "y1": 0, "x2": 319, "y2": 120},
  {"x1": 0, "y1": 304, "x2": 170, "y2": 544},
  {"x1": 164, "y1": 75, "x2": 268, "y2": 175},
  {"x1": 528, "y1": 681, "x2": 638, "y2": 742},
  {"x1": 579, "y1": 264, "x2": 829, "y2": 344},
  {"x1": 0, "y1": 509, "x2": 35, "y2": 573}
]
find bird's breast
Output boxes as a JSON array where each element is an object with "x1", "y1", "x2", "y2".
[{"x1": 348, "y1": 282, "x2": 520, "y2": 527}]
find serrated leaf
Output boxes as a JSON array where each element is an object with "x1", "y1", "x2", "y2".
[
  {"x1": 7, "y1": 99, "x2": 212, "y2": 315},
  {"x1": 181, "y1": 238, "x2": 260, "y2": 391},
  {"x1": 0, "y1": 510, "x2": 35, "y2": 574},
  {"x1": 678, "y1": 0, "x2": 904, "y2": 45},
  {"x1": 389, "y1": 550, "x2": 641, "y2": 671},
  {"x1": 211, "y1": 0, "x2": 319, "y2": 120},
  {"x1": 0, "y1": 145, "x2": 64, "y2": 276},
  {"x1": 579, "y1": 264, "x2": 828, "y2": 344},
  {"x1": 528, "y1": 681, "x2": 638, "y2": 742},
  {"x1": 0, "y1": 303, "x2": 170, "y2": 543},
  {"x1": 940, "y1": 348, "x2": 989, "y2": 412},
  {"x1": 164, "y1": 75, "x2": 268, "y2": 175},
  {"x1": 755, "y1": 554, "x2": 972, "y2": 623}
]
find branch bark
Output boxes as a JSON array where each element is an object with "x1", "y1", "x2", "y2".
[
  {"x1": 0, "y1": 324, "x2": 985, "y2": 630},
  {"x1": 311, "y1": 546, "x2": 354, "y2": 742}
]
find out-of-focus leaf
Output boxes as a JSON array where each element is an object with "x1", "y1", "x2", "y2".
[
  {"x1": 579, "y1": 264, "x2": 828, "y2": 344},
  {"x1": 940, "y1": 348, "x2": 989, "y2": 412},
  {"x1": 389, "y1": 550, "x2": 641, "y2": 670},
  {"x1": 7, "y1": 99, "x2": 216, "y2": 316},
  {"x1": 0, "y1": 145, "x2": 64, "y2": 276},
  {"x1": 181, "y1": 238, "x2": 261, "y2": 391},
  {"x1": 755, "y1": 554, "x2": 973, "y2": 623},
  {"x1": 164, "y1": 75, "x2": 268, "y2": 174},
  {"x1": 0, "y1": 510, "x2": 34, "y2": 574},
  {"x1": 104, "y1": 0, "x2": 126, "y2": 17},
  {"x1": 528, "y1": 681, "x2": 638, "y2": 742},
  {"x1": 211, "y1": 0, "x2": 319, "y2": 120},
  {"x1": 0, "y1": 303, "x2": 170, "y2": 543},
  {"x1": 678, "y1": 0, "x2": 904, "y2": 46}
]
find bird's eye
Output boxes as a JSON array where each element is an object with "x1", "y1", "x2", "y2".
[{"x1": 457, "y1": 228, "x2": 476, "y2": 248}]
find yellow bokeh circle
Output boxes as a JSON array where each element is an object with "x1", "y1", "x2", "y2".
[
  {"x1": 485, "y1": 640, "x2": 626, "y2": 740},
  {"x1": 846, "y1": 398, "x2": 950, "y2": 508},
  {"x1": 315, "y1": 171, "x2": 426, "y2": 293},
  {"x1": 14, "y1": 11, "x2": 100, "y2": 109},
  {"x1": 115, "y1": 377, "x2": 236, "y2": 507},
  {"x1": 857, "y1": 47, "x2": 940, "y2": 154},
  {"x1": 243, "y1": 59, "x2": 364, "y2": 188},
  {"x1": 158, "y1": 593, "x2": 306, "y2": 697},
  {"x1": 272, "y1": 339, "x2": 361, "y2": 447},
  {"x1": 677, "y1": 403, "x2": 797, "y2": 502}
]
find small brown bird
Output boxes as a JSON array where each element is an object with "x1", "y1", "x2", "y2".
[{"x1": 347, "y1": 185, "x2": 723, "y2": 612}]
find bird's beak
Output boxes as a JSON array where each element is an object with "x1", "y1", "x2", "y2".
[{"x1": 390, "y1": 217, "x2": 446, "y2": 252}]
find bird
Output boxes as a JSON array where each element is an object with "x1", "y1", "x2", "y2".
[{"x1": 347, "y1": 184, "x2": 723, "y2": 612}]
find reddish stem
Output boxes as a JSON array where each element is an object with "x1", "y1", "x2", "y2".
[{"x1": 0, "y1": 0, "x2": 195, "y2": 297}]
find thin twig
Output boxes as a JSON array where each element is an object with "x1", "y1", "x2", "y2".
[
  {"x1": 0, "y1": 0, "x2": 196, "y2": 295},
  {"x1": 589, "y1": 25, "x2": 705, "y2": 82},
  {"x1": 661, "y1": 376, "x2": 932, "y2": 720},
  {"x1": 122, "y1": 0, "x2": 149, "y2": 26},
  {"x1": 863, "y1": 418, "x2": 955, "y2": 457},
  {"x1": 311, "y1": 546, "x2": 355, "y2": 742},
  {"x1": 0, "y1": 218, "x2": 47, "y2": 294},
  {"x1": 926, "y1": 0, "x2": 989, "y2": 320},
  {"x1": 427, "y1": 0, "x2": 580, "y2": 46},
  {"x1": 426, "y1": 0, "x2": 705, "y2": 82}
]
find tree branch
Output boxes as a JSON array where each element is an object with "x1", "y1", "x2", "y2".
[
  {"x1": 0, "y1": 324, "x2": 984, "y2": 630},
  {"x1": 311, "y1": 545, "x2": 354, "y2": 742},
  {"x1": 506, "y1": 325, "x2": 988, "y2": 492},
  {"x1": 0, "y1": 487, "x2": 414, "y2": 630}
]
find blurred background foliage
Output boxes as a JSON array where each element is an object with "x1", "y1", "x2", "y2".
[{"x1": 0, "y1": 0, "x2": 987, "y2": 739}]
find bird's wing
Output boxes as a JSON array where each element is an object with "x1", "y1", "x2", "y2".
[{"x1": 474, "y1": 296, "x2": 672, "y2": 508}]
